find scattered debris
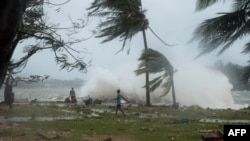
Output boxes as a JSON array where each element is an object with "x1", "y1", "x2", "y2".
[
  {"x1": 30, "y1": 98, "x2": 37, "y2": 104},
  {"x1": 200, "y1": 130, "x2": 223, "y2": 141},
  {"x1": 37, "y1": 130, "x2": 62, "y2": 140},
  {"x1": 94, "y1": 99, "x2": 103, "y2": 104},
  {"x1": 103, "y1": 137, "x2": 112, "y2": 141},
  {"x1": 140, "y1": 127, "x2": 154, "y2": 132}
]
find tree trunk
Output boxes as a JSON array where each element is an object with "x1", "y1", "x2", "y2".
[
  {"x1": 142, "y1": 29, "x2": 151, "y2": 106},
  {"x1": 171, "y1": 73, "x2": 177, "y2": 108},
  {"x1": 0, "y1": 0, "x2": 28, "y2": 89}
]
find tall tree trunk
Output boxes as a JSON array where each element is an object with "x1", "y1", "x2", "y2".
[
  {"x1": 171, "y1": 73, "x2": 177, "y2": 108},
  {"x1": 4, "y1": 69, "x2": 13, "y2": 103},
  {"x1": 0, "y1": 0, "x2": 28, "y2": 89},
  {"x1": 142, "y1": 29, "x2": 151, "y2": 106}
]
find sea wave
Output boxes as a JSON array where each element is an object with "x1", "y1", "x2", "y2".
[{"x1": 1, "y1": 88, "x2": 249, "y2": 108}]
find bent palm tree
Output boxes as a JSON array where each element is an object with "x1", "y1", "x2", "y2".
[
  {"x1": 87, "y1": 0, "x2": 148, "y2": 50},
  {"x1": 193, "y1": 0, "x2": 250, "y2": 82},
  {"x1": 135, "y1": 49, "x2": 177, "y2": 107},
  {"x1": 87, "y1": 0, "x2": 151, "y2": 106}
]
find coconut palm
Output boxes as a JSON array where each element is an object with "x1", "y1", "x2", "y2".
[
  {"x1": 87, "y1": 0, "x2": 152, "y2": 106},
  {"x1": 87, "y1": 0, "x2": 148, "y2": 50},
  {"x1": 135, "y1": 48, "x2": 177, "y2": 107},
  {"x1": 193, "y1": 0, "x2": 250, "y2": 82}
]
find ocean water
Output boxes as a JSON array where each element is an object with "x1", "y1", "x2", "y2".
[
  {"x1": 0, "y1": 88, "x2": 249, "y2": 108},
  {"x1": 231, "y1": 91, "x2": 250, "y2": 106},
  {"x1": 0, "y1": 87, "x2": 74, "y2": 102}
]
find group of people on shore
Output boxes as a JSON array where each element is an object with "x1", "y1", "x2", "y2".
[
  {"x1": 68, "y1": 88, "x2": 129, "y2": 116},
  {"x1": 3, "y1": 86, "x2": 129, "y2": 116}
]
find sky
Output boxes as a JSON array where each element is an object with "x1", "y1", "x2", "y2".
[
  {"x1": 13, "y1": 0, "x2": 250, "y2": 80},
  {"x1": 10, "y1": 0, "x2": 250, "y2": 108}
]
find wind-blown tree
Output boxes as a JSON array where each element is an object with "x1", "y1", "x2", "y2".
[
  {"x1": 0, "y1": 0, "x2": 28, "y2": 89},
  {"x1": 4, "y1": 67, "x2": 49, "y2": 106},
  {"x1": 87, "y1": 0, "x2": 152, "y2": 106},
  {"x1": 10, "y1": 0, "x2": 91, "y2": 73},
  {"x1": 2, "y1": 0, "x2": 91, "y2": 104},
  {"x1": 87, "y1": 0, "x2": 147, "y2": 50},
  {"x1": 0, "y1": 0, "x2": 91, "y2": 89},
  {"x1": 135, "y1": 48, "x2": 177, "y2": 107},
  {"x1": 192, "y1": 0, "x2": 250, "y2": 83}
]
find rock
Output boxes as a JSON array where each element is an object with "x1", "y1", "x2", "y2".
[
  {"x1": 37, "y1": 130, "x2": 61, "y2": 140},
  {"x1": 103, "y1": 137, "x2": 112, "y2": 141},
  {"x1": 140, "y1": 127, "x2": 154, "y2": 132}
]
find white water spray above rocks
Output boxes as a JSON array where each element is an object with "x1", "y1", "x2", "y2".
[{"x1": 79, "y1": 61, "x2": 245, "y2": 109}]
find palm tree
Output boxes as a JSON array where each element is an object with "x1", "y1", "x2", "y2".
[
  {"x1": 87, "y1": 0, "x2": 148, "y2": 49},
  {"x1": 193, "y1": 0, "x2": 250, "y2": 82},
  {"x1": 87, "y1": 0, "x2": 151, "y2": 106},
  {"x1": 135, "y1": 48, "x2": 177, "y2": 107}
]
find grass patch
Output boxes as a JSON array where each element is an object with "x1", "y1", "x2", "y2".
[{"x1": 0, "y1": 104, "x2": 249, "y2": 141}]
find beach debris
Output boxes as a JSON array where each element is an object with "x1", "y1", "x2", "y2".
[
  {"x1": 165, "y1": 134, "x2": 177, "y2": 140},
  {"x1": 64, "y1": 97, "x2": 70, "y2": 103},
  {"x1": 117, "y1": 127, "x2": 127, "y2": 131},
  {"x1": 93, "y1": 99, "x2": 103, "y2": 104},
  {"x1": 37, "y1": 130, "x2": 62, "y2": 140},
  {"x1": 171, "y1": 118, "x2": 190, "y2": 124},
  {"x1": 103, "y1": 137, "x2": 113, "y2": 141},
  {"x1": 200, "y1": 130, "x2": 223, "y2": 141},
  {"x1": 30, "y1": 114, "x2": 36, "y2": 120},
  {"x1": 140, "y1": 127, "x2": 154, "y2": 132},
  {"x1": 30, "y1": 98, "x2": 37, "y2": 104}
]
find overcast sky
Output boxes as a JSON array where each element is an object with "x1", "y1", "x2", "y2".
[{"x1": 13, "y1": 0, "x2": 250, "y2": 80}]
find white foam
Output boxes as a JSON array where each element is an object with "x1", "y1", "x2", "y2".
[{"x1": 79, "y1": 61, "x2": 246, "y2": 109}]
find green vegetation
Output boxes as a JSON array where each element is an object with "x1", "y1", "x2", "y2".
[
  {"x1": 193, "y1": 0, "x2": 250, "y2": 82},
  {"x1": 213, "y1": 61, "x2": 250, "y2": 91},
  {"x1": 0, "y1": 104, "x2": 249, "y2": 141}
]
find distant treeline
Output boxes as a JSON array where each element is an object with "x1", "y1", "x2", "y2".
[
  {"x1": 16, "y1": 78, "x2": 85, "y2": 89},
  {"x1": 213, "y1": 61, "x2": 250, "y2": 91}
]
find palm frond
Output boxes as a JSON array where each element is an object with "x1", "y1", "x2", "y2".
[
  {"x1": 139, "y1": 76, "x2": 164, "y2": 91},
  {"x1": 194, "y1": 0, "x2": 250, "y2": 91},
  {"x1": 88, "y1": 0, "x2": 137, "y2": 16},
  {"x1": 135, "y1": 48, "x2": 174, "y2": 95},
  {"x1": 195, "y1": 0, "x2": 224, "y2": 11},
  {"x1": 148, "y1": 76, "x2": 162, "y2": 85},
  {"x1": 242, "y1": 42, "x2": 250, "y2": 53},
  {"x1": 87, "y1": 0, "x2": 147, "y2": 49},
  {"x1": 232, "y1": 0, "x2": 250, "y2": 11},
  {"x1": 220, "y1": 20, "x2": 250, "y2": 54},
  {"x1": 193, "y1": 9, "x2": 246, "y2": 56},
  {"x1": 150, "y1": 78, "x2": 163, "y2": 92},
  {"x1": 91, "y1": 11, "x2": 121, "y2": 17},
  {"x1": 96, "y1": 14, "x2": 143, "y2": 48},
  {"x1": 159, "y1": 80, "x2": 172, "y2": 97},
  {"x1": 134, "y1": 67, "x2": 148, "y2": 75},
  {"x1": 138, "y1": 49, "x2": 173, "y2": 73}
]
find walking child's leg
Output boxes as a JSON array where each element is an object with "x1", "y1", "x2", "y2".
[
  {"x1": 119, "y1": 107, "x2": 126, "y2": 116},
  {"x1": 115, "y1": 106, "x2": 118, "y2": 115}
]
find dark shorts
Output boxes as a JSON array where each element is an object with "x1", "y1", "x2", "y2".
[{"x1": 117, "y1": 104, "x2": 121, "y2": 108}]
